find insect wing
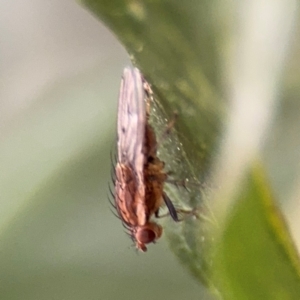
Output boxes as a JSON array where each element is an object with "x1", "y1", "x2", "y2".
[
  {"x1": 117, "y1": 67, "x2": 146, "y2": 173},
  {"x1": 115, "y1": 67, "x2": 147, "y2": 228}
]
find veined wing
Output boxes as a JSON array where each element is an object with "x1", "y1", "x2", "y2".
[{"x1": 117, "y1": 67, "x2": 146, "y2": 168}]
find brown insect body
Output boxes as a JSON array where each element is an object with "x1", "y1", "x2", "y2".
[{"x1": 113, "y1": 67, "x2": 169, "y2": 251}]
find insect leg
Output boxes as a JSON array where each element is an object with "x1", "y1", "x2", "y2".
[
  {"x1": 162, "y1": 192, "x2": 179, "y2": 222},
  {"x1": 163, "y1": 192, "x2": 203, "y2": 220}
]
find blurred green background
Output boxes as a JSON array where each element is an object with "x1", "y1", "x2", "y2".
[
  {"x1": 1, "y1": 1, "x2": 300, "y2": 299},
  {"x1": 0, "y1": 1, "x2": 213, "y2": 299}
]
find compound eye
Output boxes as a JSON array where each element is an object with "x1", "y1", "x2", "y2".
[
  {"x1": 135, "y1": 223, "x2": 163, "y2": 252},
  {"x1": 137, "y1": 228, "x2": 156, "y2": 244}
]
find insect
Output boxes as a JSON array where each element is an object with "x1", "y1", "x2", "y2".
[{"x1": 111, "y1": 67, "x2": 180, "y2": 252}]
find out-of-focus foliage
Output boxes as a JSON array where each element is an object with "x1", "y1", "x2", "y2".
[
  {"x1": 79, "y1": 0, "x2": 300, "y2": 299},
  {"x1": 214, "y1": 165, "x2": 300, "y2": 299},
  {"x1": 1, "y1": 0, "x2": 300, "y2": 299}
]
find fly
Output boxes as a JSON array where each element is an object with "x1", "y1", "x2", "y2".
[{"x1": 111, "y1": 67, "x2": 180, "y2": 252}]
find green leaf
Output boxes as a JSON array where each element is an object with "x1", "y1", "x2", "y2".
[
  {"x1": 79, "y1": 1, "x2": 300, "y2": 299},
  {"x1": 79, "y1": 0, "x2": 225, "y2": 285},
  {"x1": 79, "y1": 0, "x2": 226, "y2": 290},
  {"x1": 214, "y1": 164, "x2": 300, "y2": 300},
  {"x1": 79, "y1": 0, "x2": 226, "y2": 176}
]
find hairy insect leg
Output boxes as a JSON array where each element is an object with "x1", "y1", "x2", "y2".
[
  {"x1": 155, "y1": 192, "x2": 202, "y2": 222},
  {"x1": 154, "y1": 208, "x2": 171, "y2": 219}
]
